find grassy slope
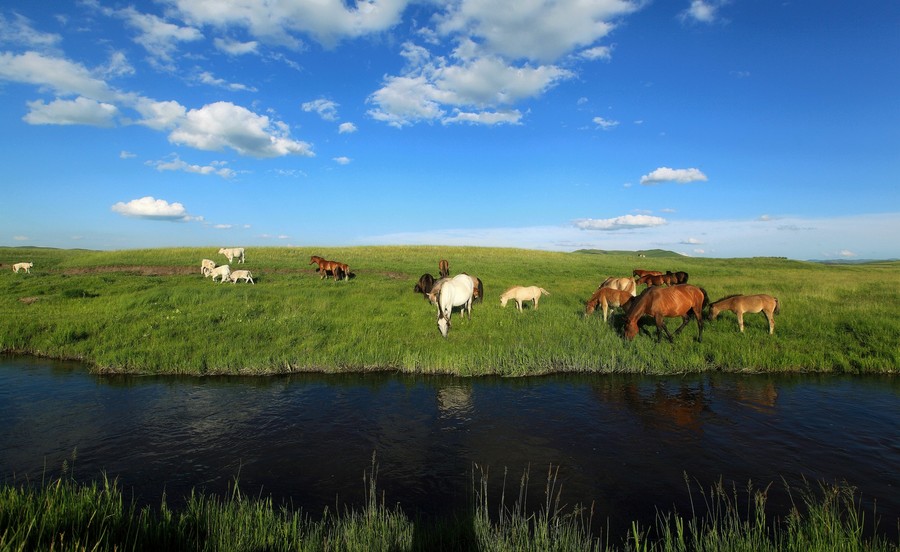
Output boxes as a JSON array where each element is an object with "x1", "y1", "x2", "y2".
[{"x1": 1, "y1": 246, "x2": 898, "y2": 375}]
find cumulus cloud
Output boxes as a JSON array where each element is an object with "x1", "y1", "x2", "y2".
[
  {"x1": 0, "y1": 51, "x2": 123, "y2": 103},
  {"x1": 681, "y1": 0, "x2": 724, "y2": 24},
  {"x1": 302, "y1": 98, "x2": 340, "y2": 121},
  {"x1": 118, "y1": 7, "x2": 203, "y2": 68},
  {"x1": 333, "y1": 156, "x2": 351, "y2": 165},
  {"x1": 573, "y1": 214, "x2": 667, "y2": 231},
  {"x1": 640, "y1": 167, "x2": 708, "y2": 185},
  {"x1": 579, "y1": 45, "x2": 613, "y2": 61},
  {"x1": 0, "y1": 13, "x2": 61, "y2": 49},
  {"x1": 148, "y1": 155, "x2": 236, "y2": 178},
  {"x1": 167, "y1": 101, "x2": 314, "y2": 158},
  {"x1": 111, "y1": 196, "x2": 200, "y2": 221},
  {"x1": 338, "y1": 122, "x2": 357, "y2": 133},
  {"x1": 24, "y1": 96, "x2": 118, "y2": 126}
]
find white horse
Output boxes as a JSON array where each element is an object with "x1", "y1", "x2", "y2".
[
  {"x1": 599, "y1": 276, "x2": 636, "y2": 297},
  {"x1": 436, "y1": 274, "x2": 475, "y2": 338},
  {"x1": 500, "y1": 286, "x2": 550, "y2": 311}
]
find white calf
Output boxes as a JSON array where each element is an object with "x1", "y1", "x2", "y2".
[
  {"x1": 218, "y1": 247, "x2": 245, "y2": 264},
  {"x1": 209, "y1": 264, "x2": 231, "y2": 283},
  {"x1": 201, "y1": 258, "x2": 216, "y2": 276},
  {"x1": 13, "y1": 262, "x2": 33, "y2": 273},
  {"x1": 229, "y1": 270, "x2": 255, "y2": 284}
]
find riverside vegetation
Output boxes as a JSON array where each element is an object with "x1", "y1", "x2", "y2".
[
  {"x1": 1, "y1": 457, "x2": 898, "y2": 551},
  {"x1": 1, "y1": 245, "x2": 898, "y2": 375}
]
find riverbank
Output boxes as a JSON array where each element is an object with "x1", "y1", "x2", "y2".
[
  {"x1": 2, "y1": 466, "x2": 897, "y2": 552},
  {"x1": 1, "y1": 246, "x2": 898, "y2": 375}
]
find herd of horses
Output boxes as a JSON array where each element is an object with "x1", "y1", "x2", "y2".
[
  {"x1": 410, "y1": 260, "x2": 780, "y2": 341},
  {"x1": 308, "y1": 254, "x2": 780, "y2": 341}
]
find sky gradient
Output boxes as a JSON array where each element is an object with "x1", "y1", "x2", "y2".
[{"x1": 1, "y1": 1, "x2": 898, "y2": 260}]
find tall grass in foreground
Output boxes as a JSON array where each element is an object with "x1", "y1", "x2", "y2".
[{"x1": 1, "y1": 462, "x2": 897, "y2": 551}]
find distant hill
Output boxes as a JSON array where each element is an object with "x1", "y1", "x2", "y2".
[{"x1": 573, "y1": 249, "x2": 684, "y2": 258}]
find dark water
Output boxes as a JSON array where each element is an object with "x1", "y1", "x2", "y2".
[{"x1": 2, "y1": 355, "x2": 898, "y2": 539}]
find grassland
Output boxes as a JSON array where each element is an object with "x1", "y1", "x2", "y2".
[{"x1": 1, "y1": 245, "x2": 898, "y2": 375}]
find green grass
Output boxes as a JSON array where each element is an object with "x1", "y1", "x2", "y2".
[
  {"x1": 1, "y1": 246, "x2": 898, "y2": 375},
  {"x1": 1, "y1": 460, "x2": 896, "y2": 551}
]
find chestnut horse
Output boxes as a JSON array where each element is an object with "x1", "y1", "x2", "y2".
[
  {"x1": 637, "y1": 273, "x2": 676, "y2": 287},
  {"x1": 633, "y1": 269, "x2": 663, "y2": 279},
  {"x1": 709, "y1": 294, "x2": 780, "y2": 334},
  {"x1": 439, "y1": 259, "x2": 450, "y2": 279},
  {"x1": 309, "y1": 255, "x2": 349, "y2": 281},
  {"x1": 585, "y1": 287, "x2": 634, "y2": 322},
  {"x1": 666, "y1": 270, "x2": 689, "y2": 284},
  {"x1": 624, "y1": 284, "x2": 708, "y2": 343}
]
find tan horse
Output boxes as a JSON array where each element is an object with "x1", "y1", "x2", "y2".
[
  {"x1": 624, "y1": 284, "x2": 708, "y2": 343},
  {"x1": 599, "y1": 276, "x2": 637, "y2": 297},
  {"x1": 500, "y1": 286, "x2": 549, "y2": 311},
  {"x1": 709, "y1": 294, "x2": 780, "y2": 334},
  {"x1": 439, "y1": 259, "x2": 450, "y2": 278},
  {"x1": 585, "y1": 287, "x2": 634, "y2": 322}
]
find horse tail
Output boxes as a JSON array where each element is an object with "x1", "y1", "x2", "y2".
[
  {"x1": 774, "y1": 297, "x2": 781, "y2": 315},
  {"x1": 476, "y1": 279, "x2": 484, "y2": 302},
  {"x1": 541, "y1": 288, "x2": 550, "y2": 296},
  {"x1": 699, "y1": 287, "x2": 710, "y2": 309}
]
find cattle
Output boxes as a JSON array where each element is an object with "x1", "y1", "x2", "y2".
[
  {"x1": 201, "y1": 259, "x2": 216, "y2": 276},
  {"x1": 218, "y1": 247, "x2": 245, "y2": 264},
  {"x1": 209, "y1": 264, "x2": 232, "y2": 283},
  {"x1": 229, "y1": 270, "x2": 255, "y2": 284}
]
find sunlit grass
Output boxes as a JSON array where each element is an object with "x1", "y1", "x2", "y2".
[{"x1": 1, "y1": 246, "x2": 898, "y2": 375}]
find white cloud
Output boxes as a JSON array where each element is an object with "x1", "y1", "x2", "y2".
[
  {"x1": 13, "y1": 235, "x2": 29, "y2": 242},
  {"x1": 148, "y1": 155, "x2": 236, "y2": 178},
  {"x1": 24, "y1": 96, "x2": 118, "y2": 126},
  {"x1": 579, "y1": 45, "x2": 613, "y2": 61},
  {"x1": 681, "y1": 1, "x2": 726, "y2": 24},
  {"x1": 839, "y1": 249, "x2": 857, "y2": 258},
  {"x1": 443, "y1": 109, "x2": 522, "y2": 125},
  {"x1": 573, "y1": 214, "x2": 668, "y2": 231},
  {"x1": 593, "y1": 116, "x2": 618, "y2": 130},
  {"x1": 338, "y1": 122, "x2": 357, "y2": 133},
  {"x1": 167, "y1": 101, "x2": 314, "y2": 158},
  {"x1": 0, "y1": 51, "x2": 123, "y2": 103},
  {"x1": 111, "y1": 196, "x2": 200, "y2": 221},
  {"x1": 120, "y1": 150, "x2": 136, "y2": 159},
  {"x1": 302, "y1": 98, "x2": 339, "y2": 121},
  {"x1": 681, "y1": 237, "x2": 703, "y2": 244},
  {"x1": 0, "y1": 13, "x2": 61, "y2": 49},
  {"x1": 640, "y1": 167, "x2": 708, "y2": 185},
  {"x1": 333, "y1": 156, "x2": 351, "y2": 165},
  {"x1": 213, "y1": 37, "x2": 259, "y2": 55},
  {"x1": 196, "y1": 70, "x2": 256, "y2": 92},
  {"x1": 118, "y1": 7, "x2": 203, "y2": 67}
]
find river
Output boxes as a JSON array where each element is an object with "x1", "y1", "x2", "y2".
[{"x1": 1, "y1": 355, "x2": 898, "y2": 539}]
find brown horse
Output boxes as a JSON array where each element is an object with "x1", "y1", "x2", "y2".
[
  {"x1": 709, "y1": 294, "x2": 780, "y2": 334},
  {"x1": 414, "y1": 273, "x2": 436, "y2": 297},
  {"x1": 439, "y1": 259, "x2": 450, "y2": 279},
  {"x1": 624, "y1": 284, "x2": 708, "y2": 343},
  {"x1": 633, "y1": 269, "x2": 663, "y2": 279},
  {"x1": 585, "y1": 287, "x2": 634, "y2": 322},
  {"x1": 637, "y1": 273, "x2": 675, "y2": 287},
  {"x1": 309, "y1": 255, "x2": 349, "y2": 281}
]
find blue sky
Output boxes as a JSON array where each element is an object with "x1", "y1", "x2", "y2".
[{"x1": 1, "y1": 0, "x2": 898, "y2": 260}]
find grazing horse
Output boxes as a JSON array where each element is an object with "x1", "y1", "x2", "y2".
[
  {"x1": 624, "y1": 284, "x2": 708, "y2": 343},
  {"x1": 666, "y1": 271, "x2": 689, "y2": 284},
  {"x1": 439, "y1": 259, "x2": 450, "y2": 279},
  {"x1": 309, "y1": 255, "x2": 349, "y2": 281},
  {"x1": 436, "y1": 274, "x2": 475, "y2": 337},
  {"x1": 500, "y1": 286, "x2": 550, "y2": 311},
  {"x1": 709, "y1": 294, "x2": 780, "y2": 334},
  {"x1": 637, "y1": 273, "x2": 675, "y2": 287},
  {"x1": 599, "y1": 276, "x2": 637, "y2": 297},
  {"x1": 414, "y1": 273, "x2": 436, "y2": 297},
  {"x1": 633, "y1": 269, "x2": 663, "y2": 279},
  {"x1": 585, "y1": 287, "x2": 634, "y2": 322}
]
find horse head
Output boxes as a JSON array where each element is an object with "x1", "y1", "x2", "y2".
[
  {"x1": 623, "y1": 318, "x2": 639, "y2": 340},
  {"x1": 437, "y1": 311, "x2": 451, "y2": 337}
]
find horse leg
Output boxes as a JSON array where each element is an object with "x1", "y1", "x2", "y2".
[
  {"x1": 673, "y1": 315, "x2": 691, "y2": 336},
  {"x1": 533, "y1": 297, "x2": 539, "y2": 309},
  {"x1": 764, "y1": 310, "x2": 774, "y2": 334},
  {"x1": 602, "y1": 300, "x2": 609, "y2": 322},
  {"x1": 517, "y1": 300, "x2": 523, "y2": 312},
  {"x1": 737, "y1": 312, "x2": 745, "y2": 332},
  {"x1": 655, "y1": 315, "x2": 674, "y2": 343}
]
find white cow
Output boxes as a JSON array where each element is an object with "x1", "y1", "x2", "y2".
[
  {"x1": 218, "y1": 247, "x2": 245, "y2": 264},
  {"x1": 209, "y1": 264, "x2": 231, "y2": 283},
  {"x1": 201, "y1": 258, "x2": 216, "y2": 277},
  {"x1": 13, "y1": 262, "x2": 33, "y2": 273},
  {"x1": 229, "y1": 270, "x2": 255, "y2": 284}
]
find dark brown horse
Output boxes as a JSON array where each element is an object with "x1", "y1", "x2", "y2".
[
  {"x1": 439, "y1": 259, "x2": 450, "y2": 279},
  {"x1": 633, "y1": 269, "x2": 663, "y2": 279},
  {"x1": 624, "y1": 284, "x2": 709, "y2": 343},
  {"x1": 309, "y1": 255, "x2": 349, "y2": 281},
  {"x1": 666, "y1": 270, "x2": 689, "y2": 284},
  {"x1": 414, "y1": 273, "x2": 436, "y2": 297}
]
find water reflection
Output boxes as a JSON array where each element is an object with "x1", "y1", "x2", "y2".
[{"x1": 1, "y1": 356, "x2": 898, "y2": 539}]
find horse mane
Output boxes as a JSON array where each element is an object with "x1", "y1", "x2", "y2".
[{"x1": 714, "y1": 294, "x2": 742, "y2": 302}]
